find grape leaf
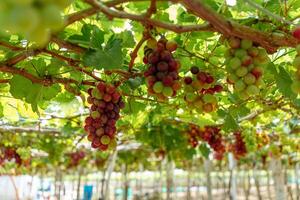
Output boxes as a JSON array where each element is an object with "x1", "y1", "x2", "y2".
[
  {"x1": 83, "y1": 39, "x2": 124, "y2": 70},
  {"x1": 9, "y1": 75, "x2": 61, "y2": 112},
  {"x1": 223, "y1": 112, "x2": 239, "y2": 132}
]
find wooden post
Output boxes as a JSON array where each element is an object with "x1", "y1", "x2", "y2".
[
  {"x1": 296, "y1": 163, "x2": 300, "y2": 200},
  {"x1": 9, "y1": 175, "x2": 19, "y2": 200},
  {"x1": 271, "y1": 157, "x2": 286, "y2": 200},
  {"x1": 204, "y1": 158, "x2": 212, "y2": 200},
  {"x1": 76, "y1": 168, "x2": 83, "y2": 200},
  {"x1": 228, "y1": 153, "x2": 237, "y2": 200},
  {"x1": 166, "y1": 158, "x2": 174, "y2": 200},
  {"x1": 253, "y1": 165, "x2": 262, "y2": 200},
  {"x1": 104, "y1": 150, "x2": 118, "y2": 200}
]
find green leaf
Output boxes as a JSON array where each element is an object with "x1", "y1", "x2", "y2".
[
  {"x1": 199, "y1": 143, "x2": 210, "y2": 158},
  {"x1": 118, "y1": 31, "x2": 135, "y2": 48},
  {"x1": 9, "y1": 75, "x2": 61, "y2": 112},
  {"x1": 82, "y1": 39, "x2": 124, "y2": 69},
  {"x1": 274, "y1": 66, "x2": 296, "y2": 99},
  {"x1": 123, "y1": 98, "x2": 147, "y2": 115},
  {"x1": 223, "y1": 112, "x2": 239, "y2": 132}
]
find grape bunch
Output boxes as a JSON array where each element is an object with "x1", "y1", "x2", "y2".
[
  {"x1": 229, "y1": 131, "x2": 247, "y2": 159},
  {"x1": 291, "y1": 45, "x2": 300, "y2": 93},
  {"x1": 67, "y1": 150, "x2": 86, "y2": 168},
  {"x1": 0, "y1": 147, "x2": 23, "y2": 166},
  {"x1": 183, "y1": 66, "x2": 223, "y2": 113},
  {"x1": 224, "y1": 37, "x2": 270, "y2": 99},
  {"x1": 84, "y1": 82, "x2": 125, "y2": 151},
  {"x1": 186, "y1": 125, "x2": 226, "y2": 160},
  {"x1": 0, "y1": 0, "x2": 72, "y2": 46},
  {"x1": 143, "y1": 38, "x2": 181, "y2": 100}
]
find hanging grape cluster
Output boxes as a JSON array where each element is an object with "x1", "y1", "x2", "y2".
[
  {"x1": 0, "y1": 147, "x2": 23, "y2": 166},
  {"x1": 224, "y1": 37, "x2": 269, "y2": 99},
  {"x1": 143, "y1": 38, "x2": 181, "y2": 100},
  {"x1": 67, "y1": 150, "x2": 86, "y2": 168},
  {"x1": 85, "y1": 82, "x2": 125, "y2": 151},
  {"x1": 183, "y1": 66, "x2": 223, "y2": 113},
  {"x1": 0, "y1": 0, "x2": 72, "y2": 46},
  {"x1": 291, "y1": 45, "x2": 300, "y2": 93},
  {"x1": 229, "y1": 131, "x2": 247, "y2": 159},
  {"x1": 186, "y1": 125, "x2": 226, "y2": 160}
]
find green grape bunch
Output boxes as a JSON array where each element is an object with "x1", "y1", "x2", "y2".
[
  {"x1": 224, "y1": 37, "x2": 270, "y2": 99},
  {"x1": 0, "y1": 0, "x2": 73, "y2": 46}
]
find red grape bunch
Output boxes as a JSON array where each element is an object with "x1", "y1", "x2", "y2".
[
  {"x1": 0, "y1": 147, "x2": 23, "y2": 166},
  {"x1": 291, "y1": 45, "x2": 300, "y2": 93},
  {"x1": 85, "y1": 82, "x2": 125, "y2": 151},
  {"x1": 229, "y1": 131, "x2": 247, "y2": 159},
  {"x1": 143, "y1": 37, "x2": 181, "y2": 100},
  {"x1": 67, "y1": 150, "x2": 86, "y2": 168},
  {"x1": 224, "y1": 37, "x2": 270, "y2": 99},
  {"x1": 186, "y1": 125, "x2": 226, "y2": 160},
  {"x1": 183, "y1": 66, "x2": 223, "y2": 113}
]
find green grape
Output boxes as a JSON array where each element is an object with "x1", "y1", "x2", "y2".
[
  {"x1": 8, "y1": 6, "x2": 39, "y2": 33},
  {"x1": 186, "y1": 93, "x2": 197, "y2": 102},
  {"x1": 153, "y1": 82, "x2": 163, "y2": 93},
  {"x1": 27, "y1": 27, "x2": 51, "y2": 47},
  {"x1": 40, "y1": 5, "x2": 64, "y2": 31},
  {"x1": 202, "y1": 94, "x2": 217, "y2": 104},
  {"x1": 296, "y1": 45, "x2": 300, "y2": 55},
  {"x1": 228, "y1": 57, "x2": 241, "y2": 70},
  {"x1": 246, "y1": 85, "x2": 259, "y2": 95},
  {"x1": 162, "y1": 87, "x2": 173, "y2": 97},
  {"x1": 293, "y1": 56, "x2": 300, "y2": 68},
  {"x1": 54, "y1": 0, "x2": 74, "y2": 9},
  {"x1": 239, "y1": 91, "x2": 249, "y2": 100},
  {"x1": 92, "y1": 88, "x2": 102, "y2": 99},
  {"x1": 7, "y1": 0, "x2": 33, "y2": 5},
  {"x1": 234, "y1": 79, "x2": 246, "y2": 92},
  {"x1": 243, "y1": 73, "x2": 256, "y2": 85},
  {"x1": 235, "y1": 67, "x2": 248, "y2": 77},
  {"x1": 228, "y1": 74, "x2": 239, "y2": 83},
  {"x1": 234, "y1": 49, "x2": 248, "y2": 58},
  {"x1": 91, "y1": 111, "x2": 100, "y2": 119},
  {"x1": 100, "y1": 135, "x2": 111, "y2": 145},
  {"x1": 241, "y1": 39, "x2": 253, "y2": 50}
]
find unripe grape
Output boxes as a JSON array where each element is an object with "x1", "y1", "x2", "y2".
[
  {"x1": 293, "y1": 56, "x2": 300, "y2": 67},
  {"x1": 243, "y1": 73, "x2": 256, "y2": 85},
  {"x1": 100, "y1": 135, "x2": 111, "y2": 145},
  {"x1": 234, "y1": 80, "x2": 246, "y2": 92},
  {"x1": 234, "y1": 49, "x2": 248, "y2": 58},
  {"x1": 91, "y1": 111, "x2": 100, "y2": 119},
  {"x1": 151, "y1": 82, "x2": 163, "y2": 94},
  {"x1": 8, "y1": 6, "x2": 39, "y2": 33},
  {"x1": 54, "y1": 0, "x2": 74, "y2": 9},
  {"x1": 241, "y1": 39, "x2": 253, "y2": 50},
  {"x1": 27, "y1": 27, "x2": 51, "y2": 47},
  {"x1": 228, "y1": 37, "x2": 240, "y2": 49},
  {"x1": 9, "y1": 0, "x2": 33, "y2": 5},
  {"x1": 185, "y1": 93, "x2": 197, "y2": 102},
  {"x1": 202, "y1": 94, "x2": 217, "y2": 104},
  {"x1": 162, "y1": 86, "x2": 173, "y2": 97},
  {"x1": 40, "y1": 5, "x2": 64, "y2": 31},
  {"x1": 166, "y1": 41, "x2": 178, "y2": 52},
  {"x1": 228, "y1": 57, "x2": 241, "y2": 70},
  {"x1": 147, "y1": 38, "x2": 157, "y2": 49},
  {"x1": 235, "y1": 67, "x2": 248, "y2": 77},
  {"x1": 246, "y1": 85, "x2": 259, "y2": 95}
]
